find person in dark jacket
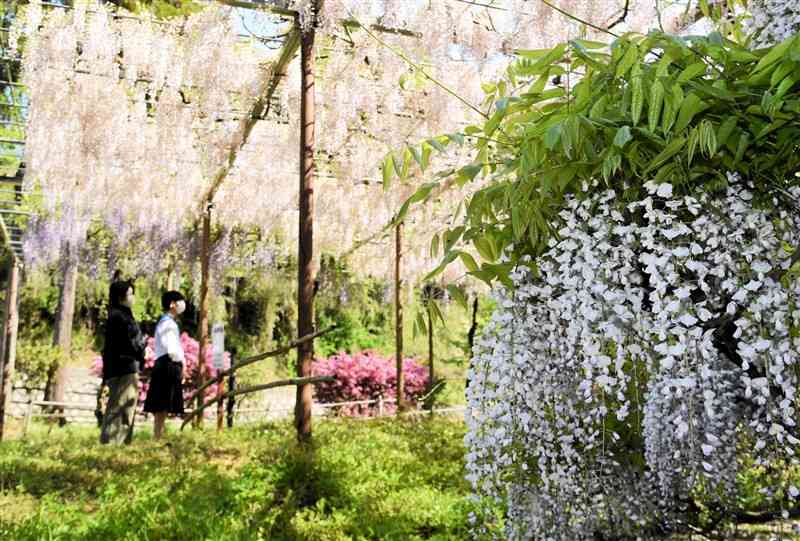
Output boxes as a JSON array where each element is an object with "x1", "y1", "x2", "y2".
[{"x1": 100, "y1": 279, "x2": 145, "y2": 445}]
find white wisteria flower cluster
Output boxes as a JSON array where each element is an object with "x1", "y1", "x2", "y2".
[
  {"x1": 465, "y1": 180, "x2": 800, "y2": 539},
  {"x1": 748, "y1": 0, "x2": 800, "y2": 46}
]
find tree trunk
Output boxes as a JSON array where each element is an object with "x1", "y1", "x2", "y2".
[
  {"x1": 196, "y1": 204, "x2": 212, "y2": 428},
  {"x1": 395, "y1": 222, "x2": 405, "y2": 412},
  {"x1": 166, "y1": 263, "x2": 178, "y2": 291},
  {"x1": 0, "y1": 259, "x2": 20, "y2": 441},
  {"x1": 295, "y1": 11, "x2": 317, "y2": 443},
  {"x1": 46, "y1": 254, "x2": 79, "y2": 425}
]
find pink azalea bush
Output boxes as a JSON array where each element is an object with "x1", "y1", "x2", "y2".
[
  {"x1": 312, "y1": 351, "x2": 429, "y2": 416},
  {"x1": 92, "y1": 333, "x2": 230, "y2": 415}
]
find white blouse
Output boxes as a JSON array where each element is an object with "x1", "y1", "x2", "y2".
[{"x1": 154, "y1": 315, "x2": 185, "y2": 363}]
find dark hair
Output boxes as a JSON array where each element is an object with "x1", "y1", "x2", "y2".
[
  {"x1": 161, "y1": 290, "x2": 185, "y2": 312},
  {"x1": 109, "y1": 280, "x2": 134, "y2": 308}
]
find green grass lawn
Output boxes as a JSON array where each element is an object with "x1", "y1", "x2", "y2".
[
  {"x1": 0, "y1": 418, "x2": 473, "y2": 541},
  {"x1": 3, "y1": 418, "x2": 799, "y2": 541}
]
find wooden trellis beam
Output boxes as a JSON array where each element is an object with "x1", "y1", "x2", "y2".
[{"x1": 214, "y1": 0, "x2": 298, "y2": 18}]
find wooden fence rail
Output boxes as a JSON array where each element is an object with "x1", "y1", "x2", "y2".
[{"x1": 12, "y1": 391, "x2": 466, "y2": 439}]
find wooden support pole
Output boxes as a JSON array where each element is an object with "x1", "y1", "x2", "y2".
[
  {"x1": 427, "y1": 299, "x2": 434, "y2": 410},
  {"x1": 0, "y1": 259, "x2": 20, "y2": 441},
  {"x1": 196, "y1": 203, "x2": 212, "y2": 428},
  {"x1": 226, "y1": 356, "x2": 236, "y2": 429},
  {"x1": 22, "y1": 397, "x2": 33, "y2": 439},
  {"x1": 216, "y1": 377, "x2": 225, "y2": 431},
  {"x1": 193, "y1": 326, "x2": 335, "y2": 398},
  {"x1": 0, "y1": 261, "x2": 9, "y2": 390},
  {"x1": 295, "y1": 5, "x2": 319, "y2": 444},
  {"x1": 183, "y1": 376, "x2": 335, "y2": 430},
  {"x1": 395, "y1": 222, "x2": 405, "y2": 412}
]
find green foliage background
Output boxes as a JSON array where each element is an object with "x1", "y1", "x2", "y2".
[{"x1": 387, "y1": 31, "x2": 800, "y2": 287}]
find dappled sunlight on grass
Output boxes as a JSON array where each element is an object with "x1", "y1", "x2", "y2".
[{"x1": 0, "y1": 418, "x2": 472, "y2": 541}]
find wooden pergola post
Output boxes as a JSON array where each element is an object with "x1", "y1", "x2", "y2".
[
  {"x1": 427, "y1": 297, "x2": 434, "y2": 395},
  {"x1": 294, "y1": 2, "x2": 320, "y2": 443},
  {"x1": 196, "y1": 203, "x2": 212, "y2": 428},
  {"x1": 0, "y1": 258, "x2": 20, "y2": 441},
  {"x1": 394, "y1": 222, "x2": 405, "y2": 412}
]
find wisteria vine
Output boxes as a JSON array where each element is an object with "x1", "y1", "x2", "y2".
[{"x1": 465, "y1": 179, "x2": 800, "y2": 539}]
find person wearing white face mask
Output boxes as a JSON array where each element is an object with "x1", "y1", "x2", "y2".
[
  {"x1": 100, "y1": 279, "x2": 146, "y2": 444},
  {"x1": 143, "y1": 290, "x2": 187, "y2": 439}
]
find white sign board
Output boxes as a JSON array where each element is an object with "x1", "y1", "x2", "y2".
[{"x1": 212, "y1": 323, "x2": 225, "y2": 370}]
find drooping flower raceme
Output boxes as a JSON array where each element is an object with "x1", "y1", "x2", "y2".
[
  {"x1": 748, "y1": 0, "x2": 800, "y2": 46},
  {"x1": 465, "y1": 180, "x2": 800, "y2": 539}
]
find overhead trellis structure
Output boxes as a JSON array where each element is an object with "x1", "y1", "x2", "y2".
[
  {"x1": 0, "y1": 1, "x2": 27, "y2": 262},
  {"x1": 0, "y1": 0, "x2": 435, "y2": 440},
  {"x1": 0, "y1": 0, "x2": 27, "y2": 440},
  {"x1": 0, "y1": 0, "x2": 688, "y2": 441}
]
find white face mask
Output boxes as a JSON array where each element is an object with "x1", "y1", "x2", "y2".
[{"x1": 175, "y1": 300, "x2": 186, "y2": 315}]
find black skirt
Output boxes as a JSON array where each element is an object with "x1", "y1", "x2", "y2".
[{"x1": 143, "y1": 355, "x2": 184, "y2": 415}]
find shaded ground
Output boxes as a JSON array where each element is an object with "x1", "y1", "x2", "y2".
[
  {"x1": 1, "y1": 418, "x2": 798, "y2": 540},
  {"x1": 0, "y1": 418, "x2": 471, "y2": 541}
]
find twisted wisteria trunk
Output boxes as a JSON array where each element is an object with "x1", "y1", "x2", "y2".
[{"x1": 45, "y1": 251, "x2": 78, "y2": 425}]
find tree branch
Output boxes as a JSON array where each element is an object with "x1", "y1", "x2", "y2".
[
  {"x1": 196, "y1": 22, "x2": 301, "y2": 213},
  {"x1": 536, "y1": 0, "x2": 619, "y2": 38},
  {"x1": 606, "y1": 0, "x2": 631, "y2": 30}
]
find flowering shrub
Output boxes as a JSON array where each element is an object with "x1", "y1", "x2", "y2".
[
  {"x1": 466, "y1": 181, "x2": 800, "y2": 539},
  {"x1": 312, "y1": 351, "x2": 429, "y2": 416},
  {"x1": 92, "y1": 333, "x2": 230, "y2": 414}
]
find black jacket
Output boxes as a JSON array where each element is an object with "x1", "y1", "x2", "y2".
[{"x1": 102, "y1": 305, "x2": 145, "y2": 380}]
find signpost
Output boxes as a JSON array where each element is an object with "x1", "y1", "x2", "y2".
[
  {"x1": 212, "y1": 323, "x2": 225, "y2": 430},
  {"x1": 212, "y1": 323, "x2": 225, "y2": 371}
]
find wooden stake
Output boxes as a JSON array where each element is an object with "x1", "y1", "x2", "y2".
[
  {"x1": 0, "y1": 259, "x2": 20, "y2": 441},
  {"x1": 196, "y1": 203, "x2": 212, "y2": 428},
  {"x1": 226, "y1": 356, "x2": 236, "y2": 428},
  {"x1": 185, "y1": 376, "x2": 334, "y2": 430},
  {"x1": 216, "y1": 378, "x2": 225, "y2": 431},
  {"x1": 395, "y1": 222, "x2": 405, "y2": 412},
  {"x1": 427, "y1": 299, "x2": 434, "y2": 410}
]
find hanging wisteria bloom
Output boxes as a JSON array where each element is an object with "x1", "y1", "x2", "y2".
[
  {"x1": 466, "y1": 180, "x2": 800, "y2": 539},
  {"x1": 748, "y1": 0, "x2": 800, "y2": 46}
]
